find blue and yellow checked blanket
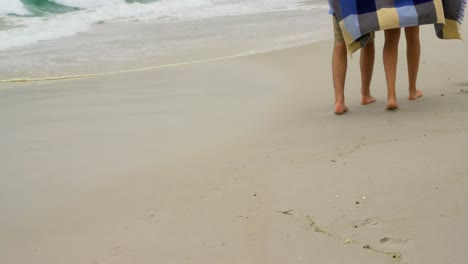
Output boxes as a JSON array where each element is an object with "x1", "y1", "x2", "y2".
[{"x1": 329, "y1": 0, "x2": 466, "y2": 53}]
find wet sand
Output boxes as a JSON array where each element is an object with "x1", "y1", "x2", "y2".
[{"x1": 1, "y1": 25, "x2": 467, "y2": 264}]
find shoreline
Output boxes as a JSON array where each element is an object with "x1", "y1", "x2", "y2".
[
  {"x1": 0, "y1": 8, "x2": 329, "y2": 80},
  {"x1": 0, "y1": 39, "x2": 330, "y2": 85}
]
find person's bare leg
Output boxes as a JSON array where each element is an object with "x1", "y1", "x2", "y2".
[
  {"x1": 405, "y1": 26, "x2": 423, "y2": 100},
  {"x1": 360, "y1": 41, "x2": 376, "y2": 105},
  {"x1": 332, "y1": 41, "x2": 349, "y2": 114},
  {"x1": 383, "y1": 29, "x2": 401, "y2": 110}
]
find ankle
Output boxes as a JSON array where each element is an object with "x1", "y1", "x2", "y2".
[
  {"x1": 335, "y1": 97, "x2": 345, "y2": 104},
  {"x1": 409, "y1": 87, "x2": 417, "y2": 93}
]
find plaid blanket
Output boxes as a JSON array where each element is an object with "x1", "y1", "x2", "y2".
[{"x1": 329, "y1": 0, "x2": 466, "y2": 53}]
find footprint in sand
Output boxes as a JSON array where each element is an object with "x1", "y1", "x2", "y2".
[
  {"x1": 380, "y1": 237, "x2": 409, "y2": 244},
  {"x1": 379, "y1": 236, "x2": 412, "y2": 257},
  {"x1": 353, "y1": 218, "x2": 379, "y2": 229},
  {"x1": 122, "y1": 212, "x2": 158, "y2": 230},
  {"x1": 457, "y1": 88, "x2": 468, "y2": 94}
]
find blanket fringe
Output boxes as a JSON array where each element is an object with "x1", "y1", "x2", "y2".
[{"x1": 460, "y1": 0, "x2": 467, "y2": 23}]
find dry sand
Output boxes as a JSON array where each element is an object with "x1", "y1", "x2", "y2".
[{"x1": 0, "y1": 26, "x2": 467, "y2": 264}]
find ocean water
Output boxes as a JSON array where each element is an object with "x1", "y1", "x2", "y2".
[{"x1": 0, "y1": 0, "x2": 330, "y2": 79}]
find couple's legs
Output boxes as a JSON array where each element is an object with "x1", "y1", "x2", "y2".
[
  {"x1": 334, "y1": 25, "x2": 421, "y2": 113},
  {"x1": 383, "y1": 26, "x2": 422, "y2": 110},
  {"x1": 333, "y1": 41, "x2": 375, "y2": 114}
]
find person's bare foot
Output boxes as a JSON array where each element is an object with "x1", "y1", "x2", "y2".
[
  {"x1": 409, "y1": 89, "x2": 423, "y2": 100},
  {"x1": 334, "y1": 102, "x2": 349, "y2": 115},
  {"x1": 386, "y1": 98, "x2": 399, "y2": 110},
  {"x1": 361, "y1": 95, "x2": 377, "y2": 105}
]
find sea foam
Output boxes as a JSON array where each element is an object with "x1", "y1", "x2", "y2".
[{"x1": 0, "y1": 0, "x2": 327, "y2": 51}]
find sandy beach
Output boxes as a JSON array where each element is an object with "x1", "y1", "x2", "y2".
[{"x1": 1, "y1": 23, "x2": 468, "y2": 264}]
